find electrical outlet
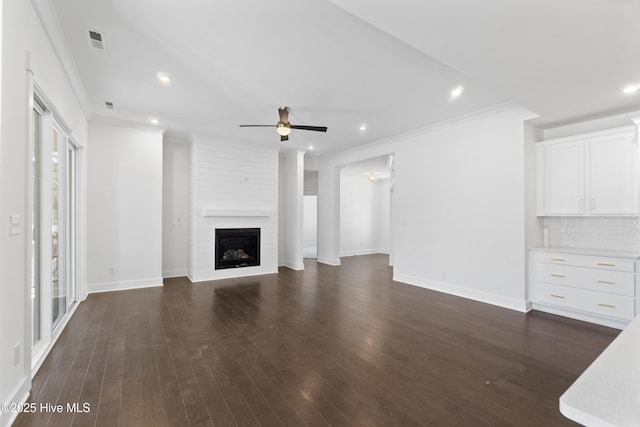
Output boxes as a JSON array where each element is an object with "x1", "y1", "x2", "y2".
[
  {"x1": 10, "y1": 215, "x2": 22, "y2": 236},
  {"x1": 14, "y1": 343, "x2": 20, "y2": 365}
]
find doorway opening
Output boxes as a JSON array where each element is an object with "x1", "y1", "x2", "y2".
[{"x1": 339, "y1": 154, "x2": 394, "y2": 265}]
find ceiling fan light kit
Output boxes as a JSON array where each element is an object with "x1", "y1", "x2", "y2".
[
  {"x1": 240, "y1": 106, "x2": 327, "y2": 142},
  {"x1": 276, "y1": 122, "x2": 291, "y2": 136}
]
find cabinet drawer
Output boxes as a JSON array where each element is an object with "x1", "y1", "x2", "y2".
[
  {"x1": 535, "y1": 283, "x2": 635, "y2": 320},
  {"x1": 537, "y1": 263, "x2": 635, "y2": 296},
  {"x1": 538, "y1": 253, "x2": 635, "y2": 272}
]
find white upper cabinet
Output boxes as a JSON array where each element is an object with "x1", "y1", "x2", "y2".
[
  {"x1": 589, "y1": 129, "x2": 638, "y2": 215},
  {"x1": 537, "y1": 140, "x2": 585, "y2": 215},
  {"x1": 537, "y1": 125, "x2": 638, "y2": 216}
]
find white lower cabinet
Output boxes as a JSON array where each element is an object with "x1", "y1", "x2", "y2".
[{"x1": 530, "y1": 250, "x2": 638, "y2": 329}]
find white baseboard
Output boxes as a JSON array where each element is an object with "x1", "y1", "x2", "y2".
[
  {"x1": 190, "y1": 268, "x2": 279, "y2": 283},
  {"x1": 162, "y1": 269, "x2": 188, "y2": 278},
  {"x1": 317, "y1": 257, "x2": 341, "y2": 266},
  {"x1": 88, "y1": 278, "x2": 163, "y2": 294},
  {"x1": 531, "y1": 302, "x2": 628, "y2": 330},
  {"x1": 282, "y1": 261, "x2": 305, "y2": 271},
  {"x1": 1, "y1": 377, "x2": 30, "y2": 427},
  {"x1": 340, "y1": 249, "x2": 382, "y2": 257},
  {"x1": 393, "y1": 273, "x2": 529, "y2": 313}
]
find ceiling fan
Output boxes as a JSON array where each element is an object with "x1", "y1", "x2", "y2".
[{"x1": 239, "y1": 106, "x2": 327, "y2": 141}]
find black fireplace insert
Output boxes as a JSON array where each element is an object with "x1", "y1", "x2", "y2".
[{"x1": 215, "y1": 228, "x2": 260, "y2": 270}]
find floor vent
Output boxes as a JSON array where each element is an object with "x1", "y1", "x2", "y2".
[
  {"x1": 105, "y1": 101, "x2": 114, "y2": 109},
  {"x1": 88, "y1": 30, "x2": 105, "y2": 50}
]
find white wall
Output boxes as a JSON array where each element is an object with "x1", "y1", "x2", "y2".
[
  {"x1": 162, "y1": 135, "x2": 191, "y2": 278},
  {"x1": 375, "y1": 177, "x2": 391, "y2": 253},
  {"x1": 281, "y1": 150, "x2": 305, "y2": 270},
  {"x1": 318, "y1": 105, "x2": 537, "y2": 311},
  {"x1": 303, "y1": 196, "x2": 318, "y2": 258},
  {"x1": 278, "y1": 158, "x2": 286, "y2": 266},
  {"x1": 190, "y1": 138, "x2": 278, "y2": 281},
  {"x1": 0, "y1": 1, "x2": 88, "y2": 425},
  {"x1": 340, "y1": 174, "x2": 391, "y2": 256},
  {"x1": 87, "y1": 120, "x2": 163, "y2": 292},
  {"x1": 302, "y1": 170, "x2": 319, "y2": 259}
]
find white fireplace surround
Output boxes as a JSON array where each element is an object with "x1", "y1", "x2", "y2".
[
  {"x1": 202, "y1": 208, "x2": 273, "y2": 217},
  {"x1": 189, "y1": 138, "x2": 279, "y2": 282}
]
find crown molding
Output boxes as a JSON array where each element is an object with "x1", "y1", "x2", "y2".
[
  {"x1": 31, "y1": 0, "x2": 94, "y2": 120},
  {"x1": 90, "y1": 115, "x2": 167, "y2": 134},
  {"x1": 330, "y1": 102, "x2": 536, "y2": 161}
]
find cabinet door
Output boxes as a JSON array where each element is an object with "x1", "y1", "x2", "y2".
[
  {"x1": 538, "y1": 141, "x2": 585, "y2": 215},
  {"x1": 589, "y1": 129, "x2": 638, "y2": 215}
]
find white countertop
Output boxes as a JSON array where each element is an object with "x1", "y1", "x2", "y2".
[
  {"x1": 531, "y1": 246, "x2": 640, "y2": 260},
  {"x1": 560, "y1": 314, "x2": 640, "y2": 426}
]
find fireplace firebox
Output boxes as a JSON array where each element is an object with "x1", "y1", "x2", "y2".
[{"x1": 215, "y1": 228, "x2": 260, "y2": 270}]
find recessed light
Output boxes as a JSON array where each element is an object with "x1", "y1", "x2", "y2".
[
  {"x1": 451, "y1": 85, "x2": 464, "y2": 99},
  {"x1": 359, "y1": 124, "x2": 367, "y2": 131},
  {"x1": 308, "y1": 146, "x2": 314, "y2": 150},
  {"x1": 149, "y1": 117, "x2": 159, "y2": 125},
  {"x1": 157, "y1": 72, "x2": 172, "y2": 85},
  {"x1": 622, "y1": 84, "x2": 639, "y2": 95}
]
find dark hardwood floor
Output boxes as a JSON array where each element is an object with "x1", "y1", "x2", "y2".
[{"x1": 15, "y1": 254, "x2": 619, "y2": 426}]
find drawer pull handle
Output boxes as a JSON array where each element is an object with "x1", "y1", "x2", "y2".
[
  {"x1": 550, "y1": 294, "x2": 565, "y2": 299},
  {"x1": 597, "y1": 280, "x2": 615, "y2": 285},
  {"x1": 550, "y1": 274, "x2": 566, "y2": 278},
  {"x1": 597, "y1": 303, "x2": 616, "y2": 309},
  {"x1": 597, "y1": 263, "x2": 616, "y2": 267},
  {"x1": 550, "y1": 258, "x2": 565, "y2": 262}
]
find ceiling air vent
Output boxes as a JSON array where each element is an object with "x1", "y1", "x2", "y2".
[
  {"x1": 105, "y1": 101, "x2": 114, "y2": 109},
  {"x1": 88, "y1": 30, "x2": 105, "y2": 50}
]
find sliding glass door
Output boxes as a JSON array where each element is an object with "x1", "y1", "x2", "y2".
[
  {"x1": 31, "y1": 97, "x2": 79, "y2": 366},
  {"x1": 51, "y1": 124, "x2": 76, "y2": 328}
]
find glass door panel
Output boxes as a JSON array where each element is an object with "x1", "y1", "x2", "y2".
[
  {"x1": 51, "y1": 128, "x2": 66, "y2": 329},
  {"x1": 66, "y1": 144, "x2": 76, "y2": 307},
  {"x1": 32, "y1": 108, "x2": 41, "y2": 345}
]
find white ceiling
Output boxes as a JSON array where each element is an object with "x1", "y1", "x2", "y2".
[
  {"x1": 329, "y1": 0, "x2": 640, "y2": 128},
  {"x1": 43, "y1": 0, "x2": 640, "y2": 155}
]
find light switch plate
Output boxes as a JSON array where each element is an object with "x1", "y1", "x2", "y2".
[{"x1": 10, "y1": 215, "x2": 22, "y2": 236}]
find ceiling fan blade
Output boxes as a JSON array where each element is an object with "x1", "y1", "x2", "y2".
[
  {"x1": 239, "y1": 125, "x2": 276, "y2": 127},
  {"x1": 278, "y1": 106, "x2": 290, "y2": 124},
  {"x1": 290, "y1": 125, "x2": 328, "y2": 132},
  {"x1": 281, "y1": 135, "x2": 289, "y2": 142}
]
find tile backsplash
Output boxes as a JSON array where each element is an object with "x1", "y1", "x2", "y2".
[{"x1": 543, "y1": 217, "x2": 640, "y2": 252}]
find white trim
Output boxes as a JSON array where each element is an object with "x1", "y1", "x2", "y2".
[
  {"x1": 531, "y1": 302, "x2": 629, "y2": 330},
  {"x1": 536, "y1": 124, "x2": 636, "y2": 147},
  {"x1": 393, "y1": 273, "x2": 529, "y2": 313},
  {"x1": 190, "y1": 269, "x2": 279, "y2": 283},
  {"x1": 0, "y1": 378, "x2": 30, "y2": 427},
  {"x1": 30, "y1": 0, "x2": 93, "y2": 120},
  {"x1": 333, "y1": 102, "x2": 530, "y2": 159},
  {"x1": 282, "y1": 261, "x2": 305, "y2": 271},
  {"x1": 202, "y1": 209, "x2": 273, "y2": 217},
  {"x1": 33, "y1": 81, "x2": 84, "y2": 147},
  {"x1": 90, "y1": 115, "x2": 167, "y2": 133},
  {"x1": 317, "y1": 257, "x2": 342, "y2": 266},
  {"x1": 88, "y1": 278, "x2": 164, "y2": 294},
  {"x1": 31, "y1": 301, "x2": 80, "y2": 375},
  {"x1": 162, "y1": 269, "x2": 188, "y2": 279},
  {"x1": 340, "y1": 249, "x2": 389, "y2": 257}
]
